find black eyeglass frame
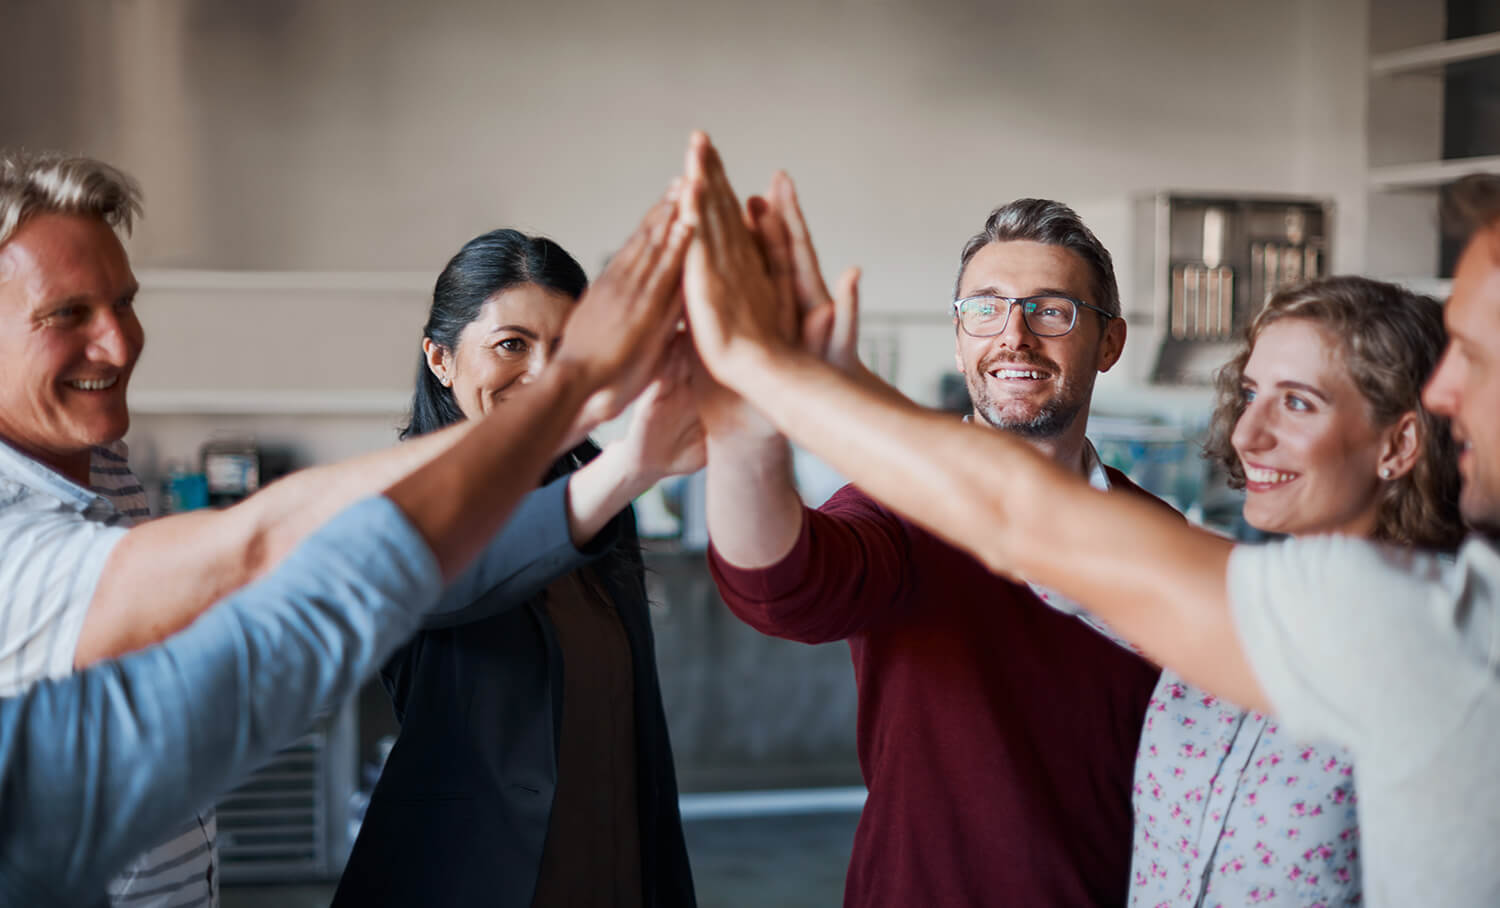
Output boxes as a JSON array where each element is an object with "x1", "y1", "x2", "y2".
[{"x1": 951, "y1": 294, "x2": 1117, "y2": 338}]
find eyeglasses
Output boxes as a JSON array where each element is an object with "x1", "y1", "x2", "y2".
[{"x1": 952, "y1": 294, "x2": 1115, "y2": 338}]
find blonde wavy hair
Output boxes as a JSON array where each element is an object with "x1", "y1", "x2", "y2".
[
  {"x1": 1203, "y1": 275, "x2": 1464, "y2": 550},
  {"x1": 0, "y1": 150, "x2": 142, "y2": 248}
]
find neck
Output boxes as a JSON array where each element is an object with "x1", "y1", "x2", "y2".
[
  {"x1": 973, "y1": 404, "x2": 1092, "y2": 477},
  {"x1": 3, "y1": 437, "x2": 92, "y2": 486}
]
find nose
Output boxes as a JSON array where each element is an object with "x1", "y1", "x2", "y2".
[
  {"x1": 1231, "y1": 395, "x2": 1275, "y2": 459},
  {"x1": 1422, "y1": 345, "x2": 1460, "y2": 418},
  {"x1": 89, "y1": 308, "x2": 140, "y2": 368},
  {"x1": 993, "y1": 300, "x2": 1038, "y2": 350}
]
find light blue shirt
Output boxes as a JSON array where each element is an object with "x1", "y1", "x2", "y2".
[{"x1": 0, "y1": 495, "x2": 441, "y2": 908}]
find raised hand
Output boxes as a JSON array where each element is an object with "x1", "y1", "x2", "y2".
[
  {"x1": 615, "y1": 336, "x2": 708, "y2": 482},
  {"x1": 767, "y1": 172, "x2": 872, "y2": 378},
  {"x1": 558, "y1": 181, "x2": 695, "y2": 434},
  {"x1": 679, "y1": 132, "x2": 797, "y2": 388}
]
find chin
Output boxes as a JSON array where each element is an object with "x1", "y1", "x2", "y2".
[{"x1": 80, "y1": 414, "x2": 131, "y2": 447}]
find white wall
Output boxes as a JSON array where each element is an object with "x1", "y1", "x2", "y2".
[{"x1": 2, "y1": 0, "x2": 1372, "y2": 470}]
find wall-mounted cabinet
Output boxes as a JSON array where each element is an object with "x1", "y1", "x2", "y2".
[
  {"x1": 1134, "y1": 193, "x2": 1332, "y2": 385},
  {"x1": 1367, "y1": 0, "x2": 1500, "y2": 284}
]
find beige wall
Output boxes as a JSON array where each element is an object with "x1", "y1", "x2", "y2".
[{"x1": 1, "y1": 0, "x2": 1371, "y2": 471}]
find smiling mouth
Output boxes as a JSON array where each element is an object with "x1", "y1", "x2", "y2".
[
  {"x1": 988, "y1": 368, "x2": 1051, "y2": 382},
  {"x1": 1243, "y1": 464, "x2": 1298, "y2": 486},
  {"x1": 65, "y1": 376, "x2": 119, "y2": 392}
]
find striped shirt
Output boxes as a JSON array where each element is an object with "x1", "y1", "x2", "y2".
[{"x1": 0, "y1": 439, "x2": 218, "y2": 907}]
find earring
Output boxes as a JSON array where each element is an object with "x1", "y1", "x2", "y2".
[{"x1": 1380, "y1": 467, "x2": 1393, "y2": 480}]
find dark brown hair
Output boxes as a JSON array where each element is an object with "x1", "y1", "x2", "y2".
[
  {"x1": 1443, "y1": 173, "x2": 1500, "y2": 243},
  {"x1": 1204, "y1": 276, "x2": 1464, "y2": 550}
]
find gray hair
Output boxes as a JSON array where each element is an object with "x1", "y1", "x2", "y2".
[
  {"x1": 954, "y1": 198, "x2": 1121, "y2": 318},
  {"x1": 0, "y1": 150, "x2": 142, "y2": 249}
]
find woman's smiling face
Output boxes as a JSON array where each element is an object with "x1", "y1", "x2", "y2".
[
  {"x1": 426, "y1": 283, "x2": 576, "y2": 421},
  {"x1": 1230, "y1": 318, "x2": 1391, "y2": 539}
]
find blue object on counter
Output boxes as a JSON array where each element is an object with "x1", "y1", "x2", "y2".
[{"x1": 165, "y1": 470, "x2": 210, "y2": 512}]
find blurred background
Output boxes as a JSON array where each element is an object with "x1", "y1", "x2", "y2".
[{"x1": 4, "y1": 0, "x2": 1496, "y2": 904}]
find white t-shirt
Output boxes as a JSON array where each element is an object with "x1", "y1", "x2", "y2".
[{"x1": 1228, "y1": 534, "x2": 1500, "y2": 907}]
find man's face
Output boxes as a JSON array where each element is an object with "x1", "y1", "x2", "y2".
[
  {"x1": 953, "y1": 240, "x2": 1124, "y2": 436},
  {"x1": 0, "y1": 213, "x2": 143, "y2": 473},
  {"x1": 1423, "y1": 226, "x2": 1500, "y2": 534}
]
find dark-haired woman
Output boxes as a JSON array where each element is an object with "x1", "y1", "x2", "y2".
[
  {"x1": 332, "y1": 229, "x2": 702, "y2": 907},
  {"x1": 1127, "y1": 277, "x2": 1463, "y2": 907}
]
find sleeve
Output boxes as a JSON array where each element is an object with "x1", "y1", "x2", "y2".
[
  {"x1": 419, "y1": 474, "x2": 621, "y2": 629},
  {"x1": 0, "y1": 495, "x2": 442, "y2": 906},
  {"x1": 0, "y1": 493, "x2": 127, "y2": 695},
  {"x1": 707, "y1": 484, "x2": 914, "y2": 644},
  {"x1": 1226, "y1": 535, "x2": 1453, "y2": 751}
]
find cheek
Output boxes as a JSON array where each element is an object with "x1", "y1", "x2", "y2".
[
  {"x1": 1303, "y1": 421, "x2": 1380, "y2": 491},
  {"x1": 457, "y1": 357, "x2": 527, "y2": 400}
]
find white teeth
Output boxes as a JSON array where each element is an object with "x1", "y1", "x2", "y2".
[
  {"x1": 67, "y1": 377, "x2": 117, "y2": 391},
  {"x1": 1244, "y1": 465, "x2": 1297, "y2": 485},
  {"x1": 994, "y1": 369, "x2": 1046, "y2": 380}
]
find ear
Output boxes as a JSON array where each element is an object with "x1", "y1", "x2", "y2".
[
  {"x1": 422, "y1": 337, "x2": 453, "y2": 388},
  {"x1": 1095, "y1": 316, "x2": 1127, "y2": 373},
  {"x1": 1376, "y1": 410, "x2": 1422, "y2": 481}
]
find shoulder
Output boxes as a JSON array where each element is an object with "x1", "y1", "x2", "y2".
[
  {"x1": 826, "y1": 483, "x2": 901, "y2": 523},
  {"x1": 1102, "y1": 466, "x2": 1183, "y2": 519}
]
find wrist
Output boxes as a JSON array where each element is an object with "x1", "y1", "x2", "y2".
[
  {"x1": 596, "y1": 439, "x2": 658, "y2": 495},
  {"x1": 705, "y1": 429, "x2": 791, "y2": 471}
]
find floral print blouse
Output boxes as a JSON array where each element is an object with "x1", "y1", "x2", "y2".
[{"x1": 1128, "y1": 669, "x2": 1362, "y2": 907}]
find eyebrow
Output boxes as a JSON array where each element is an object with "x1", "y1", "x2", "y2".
[
  {"x1": 1241, "y1": 376, "x2": 1331, "y2": 403},
  {"x1": 485, "y1": 324, "x2": 541, "y2": 340},
  {"x1": 34, "y1": 282, "x2": 140, "y2": 313},
  {"x1": 961, "y1": 285, "x2": 1079, "y2": 299}
]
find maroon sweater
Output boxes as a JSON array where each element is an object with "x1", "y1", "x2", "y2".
[{"x1": 708, "y1": 472, "x2": 1164, "y2": 907}]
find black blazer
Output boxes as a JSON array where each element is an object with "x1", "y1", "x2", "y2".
[{"x1": 332, "y1": 475, "x2": 696, "y2": 907}]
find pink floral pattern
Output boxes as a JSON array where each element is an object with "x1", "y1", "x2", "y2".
[{"x1": 1128, "y1": 670, "x2": 1362, "y2": 907}]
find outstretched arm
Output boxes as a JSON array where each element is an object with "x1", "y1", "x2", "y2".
[
  {"x1": 0, "y1": 178, "x2": 697, "y2": 903},
  {"x1": 678, "y1": 131, "x2": 1265, "y2": 711}
]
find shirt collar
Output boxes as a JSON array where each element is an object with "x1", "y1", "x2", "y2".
[{"x1": 0, "y1": 437, "x2": 122, "y2": 514}]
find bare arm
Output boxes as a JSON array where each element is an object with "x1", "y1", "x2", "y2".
[
  {"x1": 75, "y1": 419, "x2": 475, "y2": 667},
  {"x1": 74, "y1": 182, "x2": 696, "y2": 668},
  {"x1": 564, "y1": 342, "x2": 705, "y2": 545},
  {"x1": 677, "y1": 131, "x2": 1266, "y2": 710},
  {"x1": 724, "y1": 349, "x2": 1263, "y2": 708}
]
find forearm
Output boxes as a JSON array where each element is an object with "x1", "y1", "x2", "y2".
[
  {"x1": 386, "y1": 368, "x2": 596, "y2": 579},
  {"x1": 73, "y1": 419, "x2": 478, "y2": 668},
  {"x1": 703, "y1": 431, "x2": 805, "y2": 568},
  {"x1": 728, "y1": 346, "x2": 1266, "y2": 709},
  {"x1": 564, "y1": 444, "x2": 652, "y2": 547},
  {"x1": 246, "y1": 418, "x2": 476, "y2": 568}
]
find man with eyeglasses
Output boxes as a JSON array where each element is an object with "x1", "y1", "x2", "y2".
[{"x1": 699, "y1": 193, "x2": 1169, "y2": 906}]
